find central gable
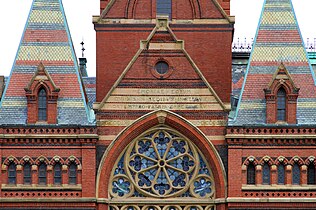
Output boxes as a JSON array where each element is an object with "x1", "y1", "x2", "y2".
[{"x1": 94, "y1": 18, "x2": 227, "y2": 114}]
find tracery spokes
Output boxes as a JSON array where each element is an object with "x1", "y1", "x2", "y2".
[
  {"x1": 127, "y1": 129, "x2": 198, "y2": 197},
  {"x1": 110, "y1": 127, "x2": 214, "y2": 198}
]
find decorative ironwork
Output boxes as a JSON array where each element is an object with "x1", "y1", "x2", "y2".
[
  {"x1": 232, "y1": 38, "x2": 316, "y2": 53},
  {"x1": 110, "y1": 127, "x2": 214, "y2": 199}
]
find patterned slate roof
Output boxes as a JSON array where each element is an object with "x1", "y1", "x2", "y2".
[
  {"x1": 231, "y1": 0, "x2": 316, "y2": 125},
  {"x1": 83, "y1": 77, "x2": 96, "y2": 109},
  {"x1": 0, "y1": 0, "x2": 93, "y2": 125}
]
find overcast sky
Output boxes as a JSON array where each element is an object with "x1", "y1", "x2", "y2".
[{"x1": 0, "y1": 0, "x2": 315, "y2": 76}]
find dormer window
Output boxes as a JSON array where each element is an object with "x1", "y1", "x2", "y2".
[
  {"x1": 38, "y1": 88, "x2": 47, "y2": 121},
  {"x1": 277, "y1": 87, "x2": 286, "y2": 121},
  {"x1": 25, "y1": 63, "x2": 60, "y2": 124},
  {"x1": 264, "y1": 63, "x2": 299, "y2": 124},
  {"x1": 157, "y1": 0, "x2": 172, "y2": 18}
]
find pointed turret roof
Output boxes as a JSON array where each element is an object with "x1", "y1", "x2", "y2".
[
  {"x1": 232, "y1": 0, "x2": 316, "y2": 125},
  {"x1": 0, "y1": 0, "x2": 92, "y2": 125}
]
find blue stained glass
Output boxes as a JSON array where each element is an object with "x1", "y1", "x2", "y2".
[
  {"x1": 172, "y1": 140, "x2": 186, "y2": 153},
  {"x1": 182, "y1": 156, "x2": 194, "y2": 171},
  {"x1": 145, "y1": 147, "x2": 156, "y2": 159},
  {"x1": 114, "y1": 156, "x2": 125, "y2": 175},
  {"x1": 112, "y1": 178, "x2": 131, "y2": 197},
  {"x1": 112, "y1": 129, "x2": 214, "y2": 198},
  {"x1": 154, "y1": 132, "x2": 170, "y2": 157},
  {"x1": 278, "y1": 165, "x2": 285, "y2": 185},
  {"x1": 172, "y1": 173, "x2": 186, "y2": 187},
  {"x1": 129, "y1": 156, "x2": 142, "y2": 171},
  {"x1": 167, "y1": 168, "x2": 179, "y2": 181},
  {"x1": 144, "y1": 168, "x2": 158, "y2": 181},
  {"x1": 138, "y1": 174, "x2": 152, "y2": 187},
  {"x1": 292, "y1": 163, "x2": 300, "y2": 185},
  {"x1": 167, "y1": 147, "x2": 179, "y2": 159},
  {"x1": 199, "y1": 156, "x2": 210, "y2": 175},
  {"x1": 138, "y1": 140, "x2": 152, "y2": 154},
  {"x1": 193, "y1": 178, "x2": 212, "y2": 197},
  {"x1": 262, "y1": 163, "x2": 270, "y2": 185}
]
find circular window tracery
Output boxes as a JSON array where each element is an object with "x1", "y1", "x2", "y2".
[
  {"x1": 155, "y1": 61, "x2": 169, "y2": 75},
  {"x1": 110, "y1": 127, "x2": 214, "y2": 199}
]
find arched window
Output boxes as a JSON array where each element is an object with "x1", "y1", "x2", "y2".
[
  {"x1": 277, "y1": 87, "x2": 286, "y2": 121},
  {"x1": 54, "y1": 163, "x2": 62, "y2": 185},
  {"x1": 308, "y1": 164, "x2": 315, "y2": 185},
  {"x1": 277, "y1": 164, "x2": 285, "y2": 185},
  {"x1": 110, "y1": 128, "x2": 214, "y2": 199},
  {"x1": 157, "y1": 0, "x2": 172, "y2": 18},
  {"x1": 69, "y1": 163, "x2": 77, "y2": 185},
  {"x1": 8, "y1": 163, "x2": 16, "y2": 185},
  {"x1": 24, "y1": 163, "x2": 32, "y2": 185},
  {"x1": 38, "y1": 163, "x2": 47, "y2": 185},
  {"x1": 38, "y1": 88, "x2": 47, "y2": 121},
  {"x1": 292, "y1": 163, "x2": 300, "y2": 185},
  {"x1": 262, "y1": 163, "x2": 270, "y2": 185},
  {"x1": 247, "y1": 163, "x2": 256, "y2": 185}
]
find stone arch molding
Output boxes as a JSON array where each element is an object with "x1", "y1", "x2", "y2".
[{"x1": 96, "y1": 110, "x2": 227, "y2": 201}]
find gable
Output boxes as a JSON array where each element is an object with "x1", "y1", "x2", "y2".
[{"x1": 95, "y1": 18, "x2": 228, "y2": 113}]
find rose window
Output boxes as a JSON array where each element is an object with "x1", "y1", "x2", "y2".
[{"x1": 110, "y1": 127, "x2": 214, "y2": 199}]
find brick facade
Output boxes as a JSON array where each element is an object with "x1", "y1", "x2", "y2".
[{"x1": 1, "y1": 0, "x2": 316, "y2": 210}]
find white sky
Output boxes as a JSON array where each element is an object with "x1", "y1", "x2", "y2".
[{"x1": 0, "y1": 0, "x2": 315, "y2": 76}]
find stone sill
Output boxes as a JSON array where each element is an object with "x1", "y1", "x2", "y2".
[
  {"x1": 242, "y1": 184, "x2": 316, "y2": 191},
  {"x1": 1, "y1": 184, "x2": 82, "y2": 191}
]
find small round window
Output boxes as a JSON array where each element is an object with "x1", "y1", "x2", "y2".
[{"x1": 155, "y1": 61, "x2": 169, "y2": 74}]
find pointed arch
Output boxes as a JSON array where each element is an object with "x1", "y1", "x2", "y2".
[
  {"x1": 3, "y1": 156, "x2": 19, "y2": 166},
  {"x1": 50, "y1": 156, "x2": 65, "y2": 166},
  {"x1": 96, "y1": 110, "x2": 227, "y2": 199},
  {"x1": 242, "y1": 156, "x2": 259, "y2": 166},
  {"x1": 34, "y1": 156, "x2": 50, "y2": 165},
  {"x1": 20, "y1": 156, "x2": 35, "y2": 166},
  {"x1": 65, "y1": 155, "x2": 81, "y2": 166},
  {"x1": 289, "y1": 156, "x2": 304, "y2": 166},
  {"x1": 259, "y1": 156, "x2": 274, "y2": 166}
]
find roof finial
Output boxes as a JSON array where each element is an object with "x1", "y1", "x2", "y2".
[{"x1": 80, "y1": 41, "x2": 85, "y2": 58}]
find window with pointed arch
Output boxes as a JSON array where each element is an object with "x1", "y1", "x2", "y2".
[
  {"x1": 24, "y1": 163, "x2": 32, "y2": 185},
  {"x1": 262, "y1": 163, "x2": 270, "y2": 185},
  {"x1": 277, "y1": 164, "x2": 285, "y2": 185},
  {"x1": 308, "y1": 164, "x2": 315, "y2": 185},
  {"x1": 292, "y1": 163, "x2": 300, "y2": 185},
  {"x1": 247, "y1": 163, "x2": 256, "y2": 185},
  {"x1": 38, "y1": 88, "x2": 47, "y2": 121},
  {"x1": 69, "y1": 162, "x2": 77, "y2": 185},
  {"x1": 277, "y1": 87, "x2": 286, "y2": 121},
  {"x1": 110, "y1": 126, "x2": 215, "y2": 203},
  {"x1": 54, "y1": 163, "x2": 62, "y2": 185},
  {"x1": 8, "y1": 163, "x2": 16, "y2": 185},
  {"x1": 38, "y1": 163, "x2": 47, "y2": 185},
  {"x1": 157, "y1": 0, "x2": 172, "y2": 18}
]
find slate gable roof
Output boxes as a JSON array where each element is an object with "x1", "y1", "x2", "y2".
[
  {"x1": 0, "y1": 0, "x2": 93, "y2": 125},
  {"x1": 231, "y1": 0, "x2": 316, "y2": 126}
]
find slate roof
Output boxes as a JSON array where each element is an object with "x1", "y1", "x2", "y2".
[
  {"x1": 0, "y1": 0, "x2": 93, "y2": 125},
  {"x1": 83, "y1": 77, "x2": 96, "y2": 109},
  {"x1": 230, "y1": 0, "x2": 316, "y2": 126}
]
